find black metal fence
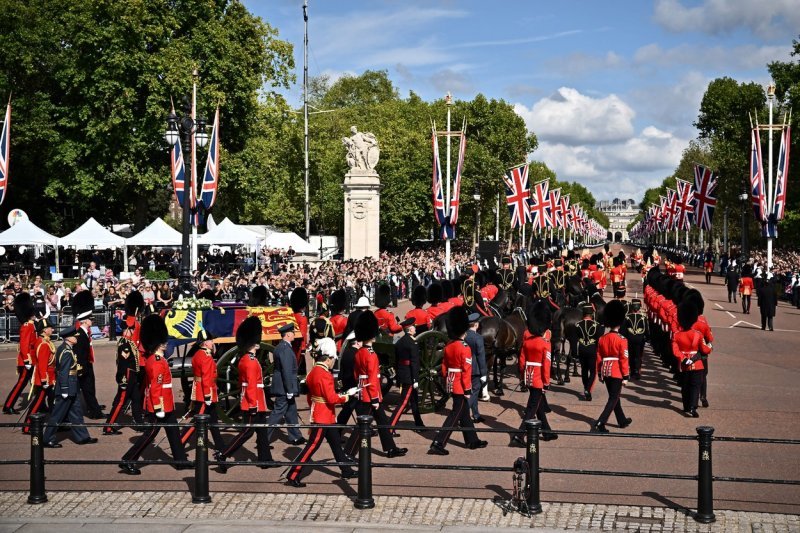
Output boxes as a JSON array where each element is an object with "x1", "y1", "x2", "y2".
[{"x1": 3, "y1": 413, "x2": 799, "y2": 522}]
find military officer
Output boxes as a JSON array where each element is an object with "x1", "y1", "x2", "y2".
[
  {"x1": 335, "y1": 331, "x2": 361, "y2": 428},
  {"x1": 267, "y1": 323, "x2": 306, "y2": 446},
  {"x1": 179, "y1": 330, "x2": 225, "y2": 451},
  {"x1": 102, "y1": 333, "x2": 142, "y2": 435},
  {"x1": 388, "y1": 317, "x2": 425, "y2": 430},
  {"x1": 22, "y1": 319, "x2": 56, "y2": 433},
  {"x1": 622, "y1": 298, "x2": 648, "y2": 380},
  {"x1": 374, "y1": 284, "x2": 403, "y2": 336},
  {"x1": 3, "y1": 293, "x2": 36, "y2": 414},
  {"x1": 464, "y1": 312, "x2": 487, "y2": 423},
  {"x1": 72, "y1": 290, "x2": 105, "y2": 419},
  {"x1": 289, "y1": 286, "x2": 310, "y2": 374},
  {"x1": 576, "y1": 304, "x2": 603, "y2": 401},
  {"x1": 672, "y1": 302, "x2": 711, "y2": 417},
  {"x1": 591, "y1": 300, "x2": 632, "y2": 433}
]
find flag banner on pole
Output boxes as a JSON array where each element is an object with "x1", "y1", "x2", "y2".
[
  {"x1": 549, "y1": 188, "x2": 562, "y2": 229},
  {"x1": 665, "y1": 189, "x2": 677, "y2": 231},
  {"x1": 530, "y1": 179, "x2": 553, "y2": 231},
  {"x1": 170, "y1": 123, "x2": 187, "y2": 207},
  {"x1": 0, "y1": 100, "x2": 9, "y2": 206},
  {"x1": 656, "y1": 196, "x2": 666, "y2": 233},
  {"x1": 773, "y1": 124, "x2": 790, "y2": 221},
  {"x1": 432, "y1": 127, "x2": 454, "y2": 239},
  {"x1": 560, "y1": 194, "x2": 570, "y2": 230},
  {"x1": 675, "y1": 178, "x2": 695, "y2": 231},
  {"x1": 503, "y1": 163, "x2": 531, "y2": 229},
  {"x1": 750, "y1": 128, "x2": 767, "y2": 223},
  {"x1": 693, "y1": 163, "x2": 718, "y2": 231},
  {"x1": 199, "y1": 107, "x2": 220, "y2": 218},
  {"x1": 450, "y1": 130, "x2": 466, "y2": 226}
]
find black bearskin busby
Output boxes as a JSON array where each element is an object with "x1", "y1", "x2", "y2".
[
  {"x1": 249, "y1": 285, "x2": 268, "y2": 307},
  {"x1": 427, "y1": 282, "x2": 443, "y2": 305},
  {"x1": 72, "y1": 290, "x2": 95, "y2": 321},
  {"x1": 14, "y1": 292, "x2": 35, "y2": 322},
  {"x1": 445, "y1": 306, "x2": 470, "y2": 340},
  {"x1": 453, "y1": 277, "x2": 463, "y2": 297},
  {"x1": 329, "y1": 289, "x2": 347, "y2": 314},
  {"x1": 677, "y1": 302, "x2": 699, "y2": 331},
  {"x1": 125, "y1": 290, "x2": 145, "y2": 318},
  {"x1": 684, "y1": 289, "x2": 705, "y2": 315},
  {"x1": 375, "y1": 284, "x2": 391, "y2": 309},
  {"x1": 290, "y1": 286, "x2": 308, "y2": 313},
  {"x1": 140, "y1": 314, "x2": 168, "y2": 353},
  {"x1": 411, "y1": 285, "x2": 427, "y2": 308},
  {"x1": 236, "y1": 316, "x2": 263, "y2": 352},
  {"x1": 527, "y1": 300, "x2": 552, "y2": 337},
  {"x1": 441, "y1": 279, "x2": 454, "y2": 302},
  {"x1": 354, "y1": 310, "x2": 379, "y2": 342},
  {"x1": 603, "y1": 299, "x2": 627, "y2": 329}
]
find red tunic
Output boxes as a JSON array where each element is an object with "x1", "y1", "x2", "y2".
[
  {"x1": 480, "y1": 284, "x2": 498, "y2": 302},
  {"x1": 596, "y1": 332, "x2": 630, "y2": 379},
  {"x1": 292, "y1": 312, "x2": 308, "y2": 363},
  {"x1": 518, "y1": 335, "x2": 551, "y2": 389},
  {"x1": 18, "y1": 320, "x2": 36, "y2": 367},
  {"x1": 405, "y1": 307, "x2": 432, "y2": 329},
  {"x1": 145, "y1": 354, "x2": 175, "y2": 413},
  {"x1": 427, "y1": 303, "x2": 447, "y2": 320},
  {"x1": 238, "y1": 353, "x2": 267, "y2": 411},
  {"x1": 330, "y1": 314, "x2": 347, "y2": 338},
  {"x1": 673, "y1": 264, "x2": 686, "y2": 280},
  {"x1": 354, "y1": 345, "x2": 382, "y2": 404},
  {"x1": 610, "y1": 266, "x2": 625, "y2": 285},
  {"x1": 306, "y1": 362, "x2": 347, "y2": 424},
  {"x1": 190, "y1": 347, "x2": 218, "y2": 403},
  {"x1": 34, "y1": 338, "x2": 56, "y2": 386},
  {"x1": 441, "y1": 340, "x2": 472, "y2": 395},
  {"x1": 739, "y1": 277, "x2": 754, "y2": 296},
  {"x1": 672, "y1": 329, "x2": 711, "y2": 372},
  {"x1": 692, "y1": 316, "x2": 714, "y2": 345},
  {"x1": 374, "y1": 308, "x2": 403, "y2": 334}
]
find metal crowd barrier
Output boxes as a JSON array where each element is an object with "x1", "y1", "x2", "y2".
[{"x1": 3, "y1": 414, "x2": 798, "y2": 521}]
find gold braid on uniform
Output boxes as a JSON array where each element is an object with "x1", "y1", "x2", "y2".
[{"x1": 117, "y1": 337, "x2": 140, "y2": 371}]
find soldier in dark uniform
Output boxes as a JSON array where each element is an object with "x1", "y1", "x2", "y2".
[
  {"x1": 576, "y1": 304, "x2": 603, "y2": 401},
  {"x1": 72, "y1": 290, "x2": 105, "y2": 419},
  {"x1": 335, "y1": 331, "x2": 361, "y2": 428},
  {"x1": 388, "y1": 318, "x2": 425, "y2": 430},
  {"x1": 622, "y1": 298, "x2": 648, "y2": 380},
  {"x1": 465, "y1": 312, "x2": 487, "y2": 423},
  {"x1": 102, "y1": 334, "x2": 142, "y2": 435},
  {"x1": 267, "y1": 323, "x2": 305, "y2": 445}
]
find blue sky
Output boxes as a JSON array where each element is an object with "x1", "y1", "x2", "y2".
[{"x1": 243, "y1": 0, "x2": 798, "y2": 202}]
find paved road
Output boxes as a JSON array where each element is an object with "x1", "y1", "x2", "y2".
[{"x1": 1, "y1": 244, "x2": 798, "y2": 515}]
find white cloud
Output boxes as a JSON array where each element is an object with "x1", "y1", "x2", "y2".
[
  {"x1": 653, "y1": 0, "x2": 800, "y2": 40},
  {"x1": 514, "y1": 87, "x2": 635, "y2": 145},
  {"x1": 633, "y1": 43, "x2": 792, "y2": 71},
  {"x1": 630, "y1": 70, "x2": 708, "y2": 134},
  {"x1": 429, "y1": 68, "x2": 473, "y2": 94},
  {"x1": 545, "y1": 51, "x2": 624, "y2": 77}
]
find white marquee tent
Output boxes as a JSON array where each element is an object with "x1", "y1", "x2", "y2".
[
  {"x1": 126, "y1": 218, "x2": 183, "y2": 246},
  {"x1": 263, "y1": 232, "x2": 318, "y2": 254},
  {"x1": 0, "y1": 219, "x2": 58, "y2": 246},
  {"x1": 196, "y1": 217, "x2": 262, "y2": 246},
  {"x1": 58, "y1": 217, "x2": 127, "y2": 249}
]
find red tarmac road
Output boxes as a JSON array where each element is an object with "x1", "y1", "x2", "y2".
[{"x1": 1, "y1": 245, "x2": 798, "y2": 513}]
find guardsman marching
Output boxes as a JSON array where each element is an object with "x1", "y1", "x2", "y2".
[
  {"x1": 439, "y1": 280, "x2": 456, "y2": 313},
  {"x1": 329, "y1": 289, "x2": 349, "y2": 351},
  {"x1": 72, "y1": 290, "x2": 105, "y2": 419},
  {"x1": 179, "y1": 330, "x2": 225, "y2": 451},
  {"x1": 610, "y1": 256, "x2": 626, "y2": 296},
  {"x1": 389, "y1": 318, "x2": 426, "y2": 430},
  {"x1": 3, "y1": 293, "x2": 36, "y2": 414},
  {"x1": 426, "y1": 282, "x2": 447, "y2": 320},
  {"x1": 345, "y1": 311, "x2": 407, "y2": 458},
  {"x1": 102, "y1": 333, "x2": 143, "y2": 435},
  {"x1": 685, "y1": 289, "x2": 714, "y2": 408},
  {"x1": 404, "y1": 285, "x2": 432, "y2": 334},
  {"x1": 576, "y1": 303, "x2": 603, "y2": 401},
  {"x1": 286, "y1": 338, "x2": 358, "y2": 487},
  {"x1": 119, "y1": 315, "x2": 189, "y2": 475},
  {"x1": 428, "y1": 306, "x2": 487, "y2": 455},
  {"x1": 289, "y1": 286, "x2": 309, "y2": 373},
  {"x1": 591, "y1": 300, "x2": 632, "y2": 433},
  {"x1": 22, "y1": 319, "x2": 56, "y2": 433},
  {"x1": 215, "y1": 317, "x2": 274, "y2": 472},
  {"x1": 374, "y1": 284, "x2": 403, "y2": 336},
  {"x1": 672, "y1": 302, "x2": 711, "y2": 417},
  {"x1": 622, "y1": 298, "x2": 648, "y2": 380}
]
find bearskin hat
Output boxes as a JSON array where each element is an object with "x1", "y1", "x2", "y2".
[
  {"x1": 290, "y1": 286, "x2": 308, "y2": 313},
  {"x1": 14, "y1": 292, "x2": 35, "y2": 322},
  {"x1": 603, "y1": 300, "x2": 627, "y2": 329},
  {"x1": 236, "y1": 316, "x2": 263, "y2": 352},
  {"x1": 677, "y1": 302, "x2": 699, "y2": 331},
  {"x1": 140, "y1": 314, "x2": 169, "y2": 353},
  {"x1": 427, "y1": 282, "x2": 443, "y2": 305},
  {"x1": 527, "y1": 300, "x2": 552, "y2": 336},
  {"x1": 441, "y1": 280, "x2": 454, "y2": 301},
  {"x1": 375, "y1": 284, "x2": 391, "y2": 309},
  {"x1": 124, "y1": 290, "x2": 145, "y2": 318},
  {"x1": 514, "y1": 266, "x2": 528, "y2": 288},
  {"x1": 72, "y1": 290, "x2": 95, "y2": 320},
  {"x1": 613, "y1": 256, "x2": 621, "y2": 267},
  {"x1": 671, "y1": 282, "x2": 689, "y2": 303},
  {"x1": 684, "y1": 288, "x2": 705, "y2": 314},
  {"x1": 673, "y1": 255, "x2": 683, "y2": 265},
  {"x1": 453, "y1": 277, "x2": 463, "y2": 297},
  {"x1": 474, "y1": 271, "x2": 486, "y2": 288},
  {"x1": 445, "y1": 306, "x2": 470, "y2": 340},
  {"x1": 354, "y1": 310, "x2": 379, "y2": 342},
  {"x1": 411, "y1": 285, "x2": 427, "y2": 308},
  {"x1": 329, "y1": 289, "x2": 347, "y2": 314},
  {"x1": 742, "y1": 264, "x2": 753, "y2": 277},
  {"x1": 249, "y1": 285, "x2": 268, "y2": 307}
]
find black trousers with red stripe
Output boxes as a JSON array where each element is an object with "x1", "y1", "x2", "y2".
[
  {"x1": 519, "y1": 387, "x2": 551, "y2": 432},
  {"x1": 596, "y1": 378, "x2": 627, "y2": 426},
  {"x1": 104, "y1": 374, "x2": 143, "y2": 433},
  {"x1": 389, "y1": 383, "x2": 424, "y2": 428},
  {"x1": 287, "y1": 425, "x2": 353, "y2": 482},
  {"x1": 121, "y1": 412, "x2": 187, "y2": 464},
  {"x1": 344, "y1": 402, "x2": 397, "y2": 456},
  {"x1": 4, "y1": 365, "x2": 32, "y2": 411},
  {"x1": 180, "y1": 401, "x2": 225, "y2": 450},
  {"x1": 432, "y1": 394, "x2": 479, "y2": 449},
  {"x1": 22, "y1": 385, "x2": 53, "y2": 433},
  {"x1": 218, "y1": 410, "x2": 272, "y2": 462}
]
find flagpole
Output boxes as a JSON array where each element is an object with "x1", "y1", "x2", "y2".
[
  {"x1": 445, "y1": 92, "x2": 452, "y2": 275},
  {"x1": 191, "y1": 74, "x2": 198, "y2": 274},
  {"x1": 767, "y1": 83, "x2": 775, "y2": 269},
  {"x1": 495, "y1": 191, "x2": 500, "y2": 241}
]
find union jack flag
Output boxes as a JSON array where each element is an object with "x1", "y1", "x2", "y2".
[
  {"x1": 750, "y1": 128, "x2": 767, "y2": 223},
  {"x1": 773, "y1": 124, "x2": 791, "y2": 221},
  {"x1": 693, "y1": 163, "x2": 718, "y2": 231},
  {"x1": 675, "y1": 178, "x2": 695, "y2": 230},
  {"x1": 503, "y1": 164, "x2": 531, "y2": 229},
  {"x1": 431, "y1": 127, "x2": 456, "y2": 239},
  {"x1": 550, "y1": 188, "x2": 562, "y2": 229},
  {"x1": 450, "y1": 132, "x2": 466, "y2": 226},
  {"x1": 664, "y1": 189, "x2": 677, "y2": 231},
  {"x1": 530, "y1": 180, "x2": 552, "y2": 231},
  {"x1": 560, "y1": 195, "x2": 570, "y2": 230},
  {"x1": 0, "y1": 99, "x2": 9, "y2": 206},
  {"x1": 568, "y1": 204, "x2": 578, "y2": 231},
  {"x1": 199, "y1": 107, "x2": 220, "y2": 214},
  {"x1": 170, "y1": 127, "x2": 187, "y2": 208}
]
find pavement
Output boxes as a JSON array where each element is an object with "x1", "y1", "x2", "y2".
[{"x1": 1, "y1": 244, "x2": 799, "y2": 529}]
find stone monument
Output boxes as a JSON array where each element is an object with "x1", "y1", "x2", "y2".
[{"x1": 342, "y1": 126, "x2": 381, "y2": 260}]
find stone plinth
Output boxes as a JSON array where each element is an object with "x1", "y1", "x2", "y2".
[{"x1": 343, "y1": 170, "x2": 382, "y2": 260}]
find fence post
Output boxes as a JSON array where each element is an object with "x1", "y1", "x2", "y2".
[
  {"x1": 28, "y1": 413, "x2": 47, "y2": 504},
  {"x1": 524, "y1": 419, "x2": 543, "y2": 514},
  {"x1": 192, "y1": 413, "x2": 211, "y2": 504},
  {"x1": 695, "y1": 426, "x2": 715, "y2": 523},
  {"x1": 354, "y1": 414, "x2": 375, "y2": 510}
]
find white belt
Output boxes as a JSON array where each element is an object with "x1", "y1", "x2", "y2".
[
  {"x1": 256, "y1": 384, "x2": 264, "y2": 388},
  {"x1": 358, "y1": 374, "x2": 368, "y2": 379},
  {"x1": 447, "y1": 368, "x2": 462, "y2": 372},
  {"x1": 242, "y1": 382, "x2": 248, "y2": 387},
  {"x1": 602, "y1": 358, "x2": 619, "y2": 361},
  {"x1": 681, "y1": 351, "x2": 697, "y2": 356},
  {"x1": 525, "y1": 362, "x2": 542, "y2": 367},
  {"x1": 163, "y1": 383, "x2": 172, "y2": 388}
]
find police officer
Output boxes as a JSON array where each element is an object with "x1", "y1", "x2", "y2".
[
  {"x1": 388, "y1": 317, "x2": 425, "y2": 430},
  {"x1": 622, "y1": 298, "x2": 648, "y2": 380},
  {"x1": 576, "y1": 303, "x2": 602, "y2": 401},
  {"x1": 267, "y1": 323, "x2": 306, "y2": 446}
]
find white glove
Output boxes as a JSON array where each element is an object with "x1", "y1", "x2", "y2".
[
  {"x1": 480, "y1": 376, "x2": 487, "y2": 383},
  {"x1": 204, "y1": 400, "x2": 211, "y2": 406},
  {"x1": 412, "y1": 381, "x2": 419, "y2": 390},
  {"x1": 61, "y1": 393, "x2": 68, "y2": 399},
  {"x1": 345, "y1": 386, "x2": 359, "y2": 397},
  {"x1": 42, "y1": 383, "x2": 49, "y2": 389},
  {"x1": 155, "y1": 411, "x2": 166, "y2": 419},
  {"x1": 24, "y1": 364, "x2": 32, "y2": 370},
  {"x1": 286, "y1": 393, "x2": 294, "y2": 400}
]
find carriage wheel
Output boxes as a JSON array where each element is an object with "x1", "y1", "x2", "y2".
[
  {"x1": 216, "y1": 342, "x2": 275, "y2": 424},
  {"x1": 415, "y1": 330, "x2": 449, "y2": 414}
]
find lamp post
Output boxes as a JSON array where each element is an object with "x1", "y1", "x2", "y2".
[
  {"x1": 739, "y1": 190, "x2": 749, "y2": 263},
  {"x1": 165, "y1": 79, "x2": 208, "y2": 293},
  {"x1": 473, "y1": 187, "x2": 481, "y2": 253}
]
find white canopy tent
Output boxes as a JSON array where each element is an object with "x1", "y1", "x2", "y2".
[
  {"x1": 263, "y1": 232, "x2": 318, "y2": 254},
  {"x1": 0, "y1": 219, "x2": 59, "y2": 272},
  {"x1": 58, "y1": 217, "x2": 127, "y2": 249},
  {"x1": 126, "y1": 218, "x2": 183, "y2": 246},
  {"x1": 196, "y1": 217, "x2": 262, "y2": 245}
]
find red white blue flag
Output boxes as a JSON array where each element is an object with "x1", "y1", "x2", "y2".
[
  {"x1": 431, "y1": 126, "x2": 466, "y2": 239},
  {"x1": 773, "y1": 124, "x2": 791, "y2": 221},
  {"x1": 675, "y1": 178, "x2": 695, "y2": 230},
  {"x1": 199, "y1": 107, "x2": 220, "y2": 214},
  {"x1": 560, "y1": 194, "x2": 570, "y2": 230},
  {"x1": 750, "y1": 128, "x2": 767, "y2": 223},
  {"x1": 450, "y1": 132, "x2": 466, "y2": 226},
  {"x1": 170, "y1": 113, "x2": 187, "y2": 208},
  {"x1": 549, "y1": 188, "x2": 562, "y2": 229},
  {"x1": 693, "y1": 163, "x2": 718, "y2": 231},
  {"x1": 0, "y1": 99, "x2": 9, "y2": 206},
  {"x1": 530, "y1": 179, "x2": 553, "y2": 231},
  {"x1": 503, "y1": 164, "x2": 531, "y2": 229}
]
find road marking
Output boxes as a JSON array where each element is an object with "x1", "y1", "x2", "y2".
[
  {"x1": 729, "y1": 320, "x2": 760, "y2": 329},
  {"x1": 714, "y1": 303, "x2": 724, "y2": 310},
  {"x1": 726, "y1": 311, "x2": 736, "y2": 319},
  {"x1": 0, "y1": 357, "x2": 17, "y2": 361}
]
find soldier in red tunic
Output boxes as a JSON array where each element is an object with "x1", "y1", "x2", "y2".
[
  {"x1": 374, "y1": 284, "x2": 402, "y2": 336},
  {"x1": 290, "y1": 286, "x2": 309, "y2": 374},
  {"x1": 286, "y1": 338, "x2": 358, "y2": 487},
  {"x1": 672, "y1": 302, "x2": 711, "y2": 417},
  {"x1": 591, "y1": 300, "x2": 632, "y2": 433},
  {"x1": 22, "y1": 319, "x2": 55, "y2": 433},
  {"x1": 119, "y1": 315, "x2": 189, "y2": 475},
  {"x1": 179, "y1": 330, "x2": 225, "y2": 450},
  {"x1": 685, "y1": 289, "x2": 714, "y2": 408},
  {"x1": 215, "y1": 317, "x2": 274, "y2": 473},
  {"x1": 429, "y1": 306, "x2": 487, "y2": 455},
  {"x1": 404, "y1": 285, "x2": 432, "y2": 334},
  {"x1": 328, "y1": 289, "x2": 349, "y2": 351},
  {"x1": 3, "y1": 293, "x2": 36, "y2": 414},
  {"x1": 425, "y1": 282, "x2": 447, "y2": 320}
]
